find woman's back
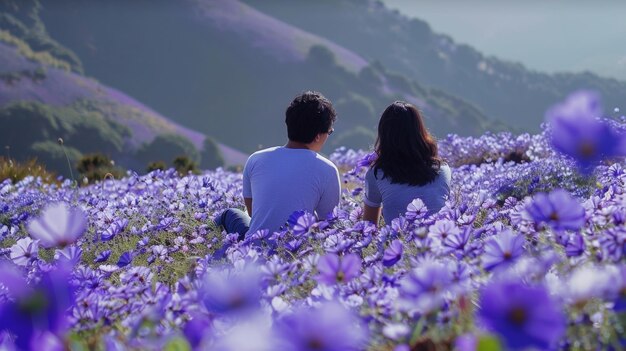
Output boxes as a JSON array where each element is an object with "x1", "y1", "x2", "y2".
[
  {"x1": 364, "y1": 164, "x2": 451, "y2": 221},
  {"x1": 361, "y1": 101, "x2": 451, "y2": 225}
]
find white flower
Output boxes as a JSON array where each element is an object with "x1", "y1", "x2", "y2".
[{"x1": 27, "y1": 202, "x2": 88, "y2": 248}]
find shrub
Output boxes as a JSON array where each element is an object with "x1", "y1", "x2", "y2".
[
  {"x1": 200, "y1": 137, "x2": 224, "y2": 170},
  {"x1": 77, "y1": 153, "x2": 125, "y2": 184},
  {"x1": 146, "y1": 161, "x2": 167, "y2": 173},
  {"x1": 0, "y1": 157, "x2": 58, "y2": 184},
  {"x1": 135, "y1": 134, "x2": 200, "y2": 167},
  {"x1": 172, "y1": 155, "x2": 198, "y2": 176}
]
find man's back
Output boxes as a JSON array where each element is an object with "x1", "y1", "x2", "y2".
[{"x1": 243, "y1": 146, "x2": 341, "y2": 235}]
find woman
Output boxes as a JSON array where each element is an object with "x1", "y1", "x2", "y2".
[{"x1": 363, "y1": 101, "x2": 451, "y2": 224}]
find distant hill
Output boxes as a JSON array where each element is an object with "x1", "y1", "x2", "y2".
[
  {"x1": 243, "y1": 0, "x2": 626, "y2": 132},
  {"x1": 0, "y1": 3, "x2": 247, "y2": 176},
  {"x1": 37, "y1": 0, "x2": 506, "y2": 153}
]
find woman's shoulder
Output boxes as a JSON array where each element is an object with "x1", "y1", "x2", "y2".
[
  {"x1": 438, "y1": 162, "x2": 451, "y2": 172},
  {"x1": 437, "y1": 162, "x2": 452, "y2": 182},
  {"x1": 365, "y1": 167, "x2": 382, "y2": 181}
]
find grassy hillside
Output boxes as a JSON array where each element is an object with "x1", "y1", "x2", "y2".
[
  {"x1": 0, "y1": 16, "x2": 245, "y2": 176},
  {"x1": 38, "y1": 0, "x2": 505, "y2": 153},
  {"x1": 243, "y1": 0, "x2": 626, "y2": 132}
]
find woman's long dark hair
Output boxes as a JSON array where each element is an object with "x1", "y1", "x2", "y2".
[{"x1": 372, "y1": 101, "x2": 442, "y2": 186}]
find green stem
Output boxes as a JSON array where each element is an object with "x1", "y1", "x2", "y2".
[
  {"x1": 60, "y1": 141, "x2": 75, "y2": 184},
  {"x1": 409, "y1": 314, "x2": 426, "y2": 346}
]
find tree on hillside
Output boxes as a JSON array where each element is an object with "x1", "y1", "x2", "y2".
[
  {"x1": 200, "y1": 137, "x2": 224, "y2": 170},
  {"x1": 135, "y1": 133, "x2": 200, "y2": 168}
]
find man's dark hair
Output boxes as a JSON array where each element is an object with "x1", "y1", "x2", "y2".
[{"x1": 285, "y1": 91, "x2": 337, "y2": 144}]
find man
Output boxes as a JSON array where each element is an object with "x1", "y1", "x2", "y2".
[{"x1": 215, "y1": 91, "x2": 341, "y2": 239}]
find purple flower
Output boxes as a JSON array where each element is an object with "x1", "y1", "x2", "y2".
[
  {"x1": 454, "y1": 334, "x2": 477, "y2": 351},
  {"x1": 482, "y1": 230, "x2": 525, "y2": 271},
  {"x1": 276, "y1": 302, "x2": 367, "y2": 351},
  {"x1": 54, "y1": 245, "x2": 83, "y2": 266},
  {"x1": 316, "y1": 253, "x2": 361, "y2": 285},
  {"x1": 398, "y1": 259, "x2": 455, "y2": 314},
  {"x1": 478, "y1": 280, "x2": 565, "y2": 350},
  {"x1": 442, "y1": 227, "x2": 477, "y2": 257},
  {"x1": 94, "y1": 250, "x2": 111, "y2": 263},
  {"x1": 405, "y1": 198, "x2": 428, "y2": 220},
  {"x1": 546, "y1": 90, "x2": 626, "y2": 172},
  {"x1": 613, "y1": 266, "x2": 626, "y2": 312},
  {"x1": 429, "y1": 220, "x2": 461, "y2": 241},
  {"x1": 525, "y1": 189, "x2": 585, "y2": 231},
  {"x1": 598, "y1": 227, "x2": 626, "y2": 262},
  {"x1": 120, "y1": 266, "x2": 153, "y2": 285},
  {"x1": 357, "y1": 152, "x2": 377, "y2": 168},
  {"x1": 288, "y1": 211, "x2": 317, "y2": 236},
  {"x1": 116, "y1": 251, "x2": 133, "y2": 268},
  {"x1": 183, "y1": 313, "x2": 212, "y2": 350},
  {"x1": 200, "y1": 265, "x2": 261, "y2": 315},
  {"x1": 101, "y1": 219, "x2": 128, "y2": 242},
  {"x1": 10, "y1": 237, "x2": 39, "y2": 266},
  {"x1": 0, "y1": 263, "x2": 75, "y2": 350},
  {"x1": 26, "y1": 202, "x2": 87, "y2": 248},
  {"x1": 382, "y1": 240, "x2": 403, "y2": 267},
  {"x1": 563, "y1": 233, "x2": 585, "y2": 257}
]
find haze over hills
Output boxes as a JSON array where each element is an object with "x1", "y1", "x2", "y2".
[
  {"x1": 5, "y1": 0, "x2": 621, "y2": 175},
  {"x1": 243, "y1": 0, "x2": 626, "y2": 132},
  {"x1": 383, "y1": 0, "x2": 626, "y2": 82},
  {"x1": 37, "y1": 0, "x2": 504, "y2": 154}
]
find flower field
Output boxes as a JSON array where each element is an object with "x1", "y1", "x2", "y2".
[{"x1": 1, "y1": 92, "x2": 626, "y2": 350}]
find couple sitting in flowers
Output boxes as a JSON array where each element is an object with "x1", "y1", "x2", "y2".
[{"x1": 215, "y1": 91, "x2": 451, "y2": 239}]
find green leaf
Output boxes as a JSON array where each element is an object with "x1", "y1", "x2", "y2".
[
  {"x1": 477, "y1": 334, "x2": 502, "y2": 351},
  {"x1": 66, "y1": 333, "x2": 89, "y2": 351},
  {"x1": 164, "y1": 337, "x2": 191, "y2": 351}
]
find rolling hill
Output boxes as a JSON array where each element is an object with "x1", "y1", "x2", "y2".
[
  {"x1": 0, "y1": 4, "x2": 247, "y2": 176},
  {"x1": 243, "y1": 0, "x2": 626, "y2": 132},
  {"x1": 37, "y1": 0, "x2": 505, "y2": 153}
]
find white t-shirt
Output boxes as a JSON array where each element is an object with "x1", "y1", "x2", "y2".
[{"x1": 243, "y1": 146, "x2": 341, "y2": 236}]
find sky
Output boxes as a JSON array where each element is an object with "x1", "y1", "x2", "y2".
[{"x1": 382, "y1": 0, "x2": 626, "y2": 81}]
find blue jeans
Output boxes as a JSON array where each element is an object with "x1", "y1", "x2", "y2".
[{"x1": 214, "y1": 208, "x2": 250, "y2": 241}]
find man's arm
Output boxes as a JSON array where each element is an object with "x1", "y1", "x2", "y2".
[
  {"x1": 363, "y1": 204, "x2": 381, "y2": 224},
  {"x1": 316, "y1": 168, "x2": 341, "y2": 219},
  {"x1": 242, "y1": 155, "x2": 254, "y2": 217},
  {"x1": 244, "y1": 197, "x2": 252, "y2": 217}
]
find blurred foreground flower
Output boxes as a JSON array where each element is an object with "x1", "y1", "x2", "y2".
[
  {"x1": 200, "y1": 265, "x2": 262, "y2": 315},
  {"x1": 316, "y1": 253, "x2": 361, "y2": 285},
  {"x1": 276, "y1": 302, "x2": 367, "y2": 351},
  {"x1": 0, "y1": 262, "x2": 75, "y2": 350},
  {"x1": 398, "y1": 259, "x2": 454, "y2": 314},
  {"x1": 546, "y1": 90, "x2": 626, "y2": 173},
  {"x1": 478, "y1": 280, "x2": 565, "y2": 350},
  {"x1": 27, "y1": 202, "x2": 87, "y2": 248},
  {"x1": 525, "y1": 189, "x2": 585, "y2": 231}
]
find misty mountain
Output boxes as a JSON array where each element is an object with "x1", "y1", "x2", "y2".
[
  {"x1": 243, "y1": 0, "x2": 626, "y2": 132},
  {"x1": 36, "y1": 0, "x2": 505, "y2": 153}
]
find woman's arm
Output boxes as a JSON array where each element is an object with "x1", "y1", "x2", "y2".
[{"x1": 363, "y1": 204, "x2": 381, "y2": 225}]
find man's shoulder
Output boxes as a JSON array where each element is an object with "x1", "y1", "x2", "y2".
[
  {"x1": 247, "y1": 146, "x2": 281, "y2": 162},
  {"x1": 314, "y1": 153, "x2": 339, "y2": 171},
  {"x1": 250, "y1": 146, "x2": 281, "y2": 157}
]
